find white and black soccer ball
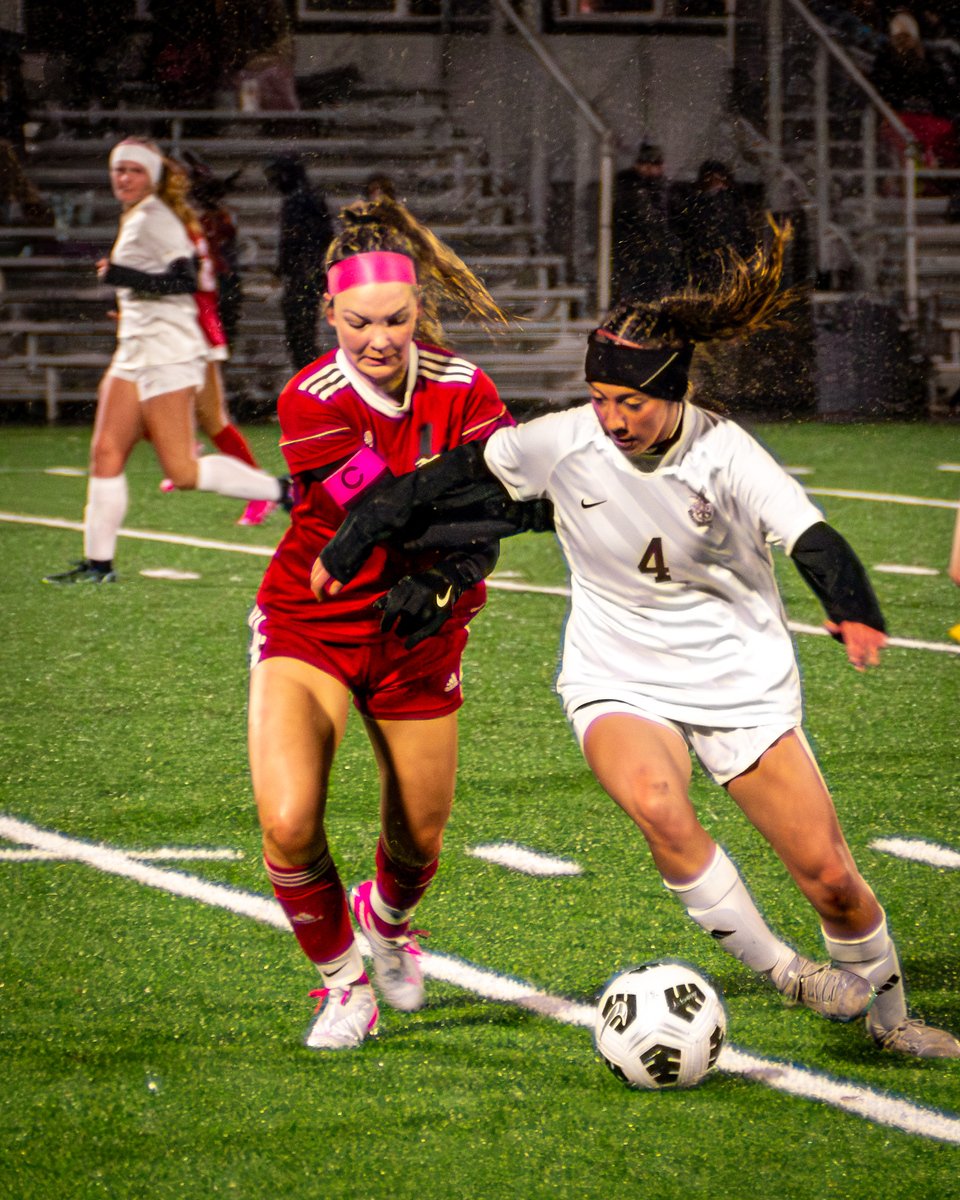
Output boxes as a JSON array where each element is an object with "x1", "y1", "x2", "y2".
[{"x1": 594, "y1": 961, "x2": 726, "y2": 1090}]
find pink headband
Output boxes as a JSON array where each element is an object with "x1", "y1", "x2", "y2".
[{"x1": 326, "y1": 251, "x2": 418, "y2": 295}]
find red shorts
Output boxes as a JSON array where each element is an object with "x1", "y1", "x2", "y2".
[{"x1": 248, "y1": 604, "x2": 468, "y2": 720}]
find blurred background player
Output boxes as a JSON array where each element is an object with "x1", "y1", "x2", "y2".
[
  {"x1": 247, "y1": 195, "x2": 515, "y2": 1049},
  {"x1": 43, "y1": 137, "x2": 290, "y2": 585},
  {"x1": 161, "y1": 157, "x2": 278, "y2": 527}
]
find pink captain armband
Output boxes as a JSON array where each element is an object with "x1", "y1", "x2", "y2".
[{"x1": 322, "y1": 445, "x2": 391, "y2": 509}]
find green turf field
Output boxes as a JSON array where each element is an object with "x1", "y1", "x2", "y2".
[{"x1": 1, "y1": 419, "x2": 958, "y2": 1199}]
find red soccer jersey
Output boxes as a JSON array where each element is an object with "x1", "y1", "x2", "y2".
[{"x1": 256, "y1": 341, "x2": 513, "y2": 641}]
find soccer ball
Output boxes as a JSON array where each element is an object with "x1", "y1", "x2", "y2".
[{"x1": 594, "y1": 961, "x2": 726, "y2": 1090}]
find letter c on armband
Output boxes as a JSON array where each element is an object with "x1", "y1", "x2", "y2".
[{"x1": 322, "y1": 445, "x2": 389, "y2": 509}]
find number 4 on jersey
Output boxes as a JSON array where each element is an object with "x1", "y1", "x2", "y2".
[{"x1": 638, "y1": 537, "x2": 671, "y2": 582}]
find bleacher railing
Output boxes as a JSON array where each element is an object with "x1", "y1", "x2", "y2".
[
  {"x1": 488, "y1": 0, "x2": 615, "y2": 314},
  {"x1": 734, "y1": 0, "x2": 921, "y2": 320}
]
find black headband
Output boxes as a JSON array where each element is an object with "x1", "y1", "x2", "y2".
[{"x1": 585, "y1": 329, "x2": 694, "y2": 401}]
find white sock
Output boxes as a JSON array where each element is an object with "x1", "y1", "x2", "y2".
[
  {"x1": 823, "y1": 914, "x2": 907, "y2": 1030},
  {"x1": 666, "y1": 846, "x2": 794, "y2": 977},
  {"x1": 83, "y1": 473, "x2": 128, "y2": 562},
  {"x1": 370, "y1": 882, "x2": 416, "y2": 929},
  {"x1": 316, "y1": 941, "x2": 366, "y2": 990},
  {"x1": 196, "y1": 455, "x2": 282, "y2": 502}
]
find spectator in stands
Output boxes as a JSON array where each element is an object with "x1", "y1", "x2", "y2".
[
  {"x1": 0, "y1": 141, "x2": 54, "y2": 228},
  {"x1": 151, "y1": 2, "x2": 218, "y2": 110},
  {"x1": 264, "y1": 153, "x2": 335, "y2": 371},
  {"x1": 870, "y1": 10, "x2": 960, "y2": 188},
  {"x1": 676, "y1": 159, "x2": 758, "y2": 290},
  {"x1": 0, "y1": 27, "x2": 28, "y2": 158},
  {"x1": 916, "y1": 5, "x2": 960, "y2": 44},
  {"x1": 248, "y1": 195, "x2": 520, "y2": 1050},
  {"x1": 43, "y1": 138, "x2": 291, "y2": 586},
  {"x1": 219, "y1": 0, "x2": 299, "y2": 112},
  {"x1": 805, "y1": 1, "x2": 887, "y2": 55},
  {"x1": 611, "y1": 139, "x2": 685, "y2": 304},
  {"x1": 363, "y1": 173, "x2": 398, "y2": 202}
]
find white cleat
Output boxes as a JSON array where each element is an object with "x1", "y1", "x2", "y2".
[
  {"x1": 771, "y1": 954, "x2": 874, "y2": 1021},
  {"x1": 304, "y1": 982, "x2": 379, "y2": 1050},
  {"x1": 351, "y1": 880, "x2": 426, "y2": 1012}
]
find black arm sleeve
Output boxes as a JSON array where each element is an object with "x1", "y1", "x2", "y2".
[
  {"x1": 102, "y1": 256, "x2": 198, "y2": 295},
  {"x1": 320, "y1": 441, "x2": 552, "y2": 583},
  {"x1": 790, "y1": 521, "x2": 886, "y2": 632}
]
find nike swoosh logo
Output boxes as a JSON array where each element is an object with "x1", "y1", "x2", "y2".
[
  {"x1": 581, "y1": 499, "x2": 606, "y2": 509},
  {"x1": 436, "y1": 586, "x2": 454, "y2": 608}
]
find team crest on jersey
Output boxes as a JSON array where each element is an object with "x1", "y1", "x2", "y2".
[{"x1": 688, "y1": 490, "x2": 714, "y2": 526}]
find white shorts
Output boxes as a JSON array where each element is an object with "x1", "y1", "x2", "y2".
[
  {"x1": 567, "y1": 699, "x2": 796, "y2": 785},
  {"x1": 108, "y1": 355, "x2": 206, "y2": 401}
]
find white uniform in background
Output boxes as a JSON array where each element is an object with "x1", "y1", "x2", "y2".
[
  {"x1": 107, "y1": 194, "x2": 207, "y2": 375},
  {"x1": 483, "y1": 402, "x2": 825, "y2": 734}
]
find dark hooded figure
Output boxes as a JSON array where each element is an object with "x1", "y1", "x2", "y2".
[
  {"x1": 611, "y1": 140, "x2": 686, "y2": 304},
  {"x1": 677, "y1": 159, "x2": 758, "y2": 291},
  {"x1": 264, "y1": 153, "x2": 335, "y2": 370}
]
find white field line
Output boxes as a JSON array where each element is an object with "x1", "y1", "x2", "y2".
[
  {"x1": 806, "y1": 488, "x2": 959, "y2": 510},
  {"x1": 5, "y1": 510, "x2": 959, "y2": 654},
  {"x1": 0, "y1": 846, "x2": 243, "y2": 862},
  {"x1": 465, "y1": 842, "x2": 583, "y2": 875},
  {"x1": 0, "y1": 513, "x2": 275, "y2": 558},
  {"x1": 2, "y1": 813, "x2": 959, "y2": 1145},
  {"x1": 870, "y1": 838, "x2": 960, "y2": 869}
]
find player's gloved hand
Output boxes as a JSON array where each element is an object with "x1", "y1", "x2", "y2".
[
  {"x1": 375, "y1": 565, "x2": 462, "y2": 649},
  {"x1": 319, "y1": 471, "x2": 419, "y2": 586}
]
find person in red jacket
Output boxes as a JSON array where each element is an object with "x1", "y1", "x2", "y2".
[{"x1": 248, "y1": 196, "x2": 513, "y2": 1049}]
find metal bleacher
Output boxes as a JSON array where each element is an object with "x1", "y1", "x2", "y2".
[{"x1": 0, "y1": 96, "x2": 591, "y2": 421}]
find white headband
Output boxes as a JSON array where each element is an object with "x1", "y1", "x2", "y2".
[{"x1": 109, "y1": 142, "x2": 163, "y2": 185}]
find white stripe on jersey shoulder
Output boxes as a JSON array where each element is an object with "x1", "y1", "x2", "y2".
[
  {"x1": 299, "y1": 361, "x2": 350, "y2": 400},
  {"x1": 418, "y1": 348, "x2": 479, "y2": 385}
]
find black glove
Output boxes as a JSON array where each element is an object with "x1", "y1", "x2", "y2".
[{"x1": 375, "y1": 565, "x2": 464, "y2": 649}]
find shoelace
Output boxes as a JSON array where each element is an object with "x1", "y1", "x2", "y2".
[{"x1": 309, "y1": 986, "x2": 350, "y2": 1012}]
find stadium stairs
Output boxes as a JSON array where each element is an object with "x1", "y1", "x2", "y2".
[
  {"x1": 732, "y1": 0, "x2": 959, "y2": 416},
  {"x1": 0, "y1": 89, "x2": 591, "y2": 422}
]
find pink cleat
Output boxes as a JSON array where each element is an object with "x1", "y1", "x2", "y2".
[
  {"x1": 350, "y1": 879, "x2": 426, "y2": 1012},
  {"x1": 237, "y1": 499, "x2": 278, "y2": 526},
  {"x1": 159, "y1": 479, "x2": 176, "y2": 493}
]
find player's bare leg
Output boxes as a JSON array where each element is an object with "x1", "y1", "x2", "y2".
[
  {"x1": 250, "y1": 657, "x2": 377, "y2": 1048},
  {"x1": 731, "y1": 730, "x2": 959, "y2": 1054},
  {"x1": 349, "y1": 712, "x2": 458, "y2": 1011},
  {"x1": 585, "y1": 715, "x2": 870, "y2": 1021}
]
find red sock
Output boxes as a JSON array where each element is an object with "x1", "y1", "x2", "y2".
[
  {"x1": 212, "y1": 424, "x2": 258, "y2": 468},
  {"x1": 265, "y1": 853, "x2": 354, "y2": 966},
  {"x1": 373, "y1": 838, "x2": 438, "y2": 934}
]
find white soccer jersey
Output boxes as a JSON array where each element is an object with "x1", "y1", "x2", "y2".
[
  {"x1": 109, "y1": 195, "x2": 207, "y2": 368},
  {"x1": 484, "y1": 402, "x2": 825, "y2": 728}
]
